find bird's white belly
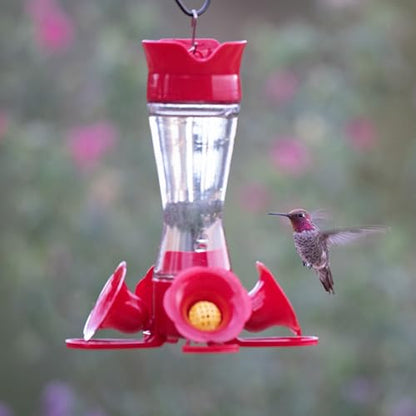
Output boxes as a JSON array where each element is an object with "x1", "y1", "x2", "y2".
[{"x1": 293, "y1": 230, "x2": 327, "y2": 268}]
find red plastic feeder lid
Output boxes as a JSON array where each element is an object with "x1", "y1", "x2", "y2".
[{"x1": 142, "y1": 38, "x2": 247, "y2": 103}]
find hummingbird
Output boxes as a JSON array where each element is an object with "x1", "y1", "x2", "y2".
[{"x1": 268, "y1": 208, "x2": 386, "y2": 294}]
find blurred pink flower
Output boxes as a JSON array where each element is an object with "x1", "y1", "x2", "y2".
[
  {"x1": 239, "y1": 183, "x2": 271, "y2": 213},
  {"x1": 270, "y1": 137, "x2": 311, "y2": 176},
  {"x1": 41, "y1": 381, "x2": 75, "y2": 416},
  {"x1": 265, "y1": 70, "x2": 299, "y2": 105},
  {"x1": 0, "y1": 111, "x2": 9, "y2": 141},
  {"x1": 392, "y1": 398, "x2": 416, "y2": 416},
  {"x1": 26, "y1": 0, "x2": 74, "y2": 53},
  {"x1": 0, "y1": 401, "x2": 14, "y2": 416},
  {"x1": 67, "y1": 121, "x2": 119, "y2": 170},
  {"x1": 345, "y1": 117, "x2": 378, "y2": 152}
]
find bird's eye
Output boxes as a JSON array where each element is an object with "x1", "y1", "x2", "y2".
[{"x1": 298, "y1": 213, "x2": 305, "y2": 218}]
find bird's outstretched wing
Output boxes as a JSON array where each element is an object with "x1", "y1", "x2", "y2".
[
  {"x1": 322, "y1": 226, "x2": 388, "y2": 246},
  {"x1": 311, "y1": 209, "x2": 330, "y2": 227}
]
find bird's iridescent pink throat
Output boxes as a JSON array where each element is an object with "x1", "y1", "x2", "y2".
[{"x1": 290, "y1": 217, "x2": 316, "y2": 233}]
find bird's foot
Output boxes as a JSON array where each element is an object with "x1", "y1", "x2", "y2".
[{"x1": 302, "y1": 261, "x2": 313, "y2": 269}]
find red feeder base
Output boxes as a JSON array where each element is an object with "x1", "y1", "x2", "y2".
[
  {"x1": 65, "y1": 335, "x2": 318, "y2": 353},
  {"x1": 66, "y1": 261, "x2": 319, "y2": 354}
]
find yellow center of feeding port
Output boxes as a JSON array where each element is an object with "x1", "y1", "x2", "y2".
[{"x1": 188, "y1": 301, "x2": 222, "y2": 331}]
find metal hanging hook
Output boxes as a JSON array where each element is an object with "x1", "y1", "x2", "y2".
[
  {"x1": 174, "y1": 0, "x2": 211, "y2": 17},
  {"x1": 189, "y1": 9, "x2": 198, "y2": 54},
  {"x1": 174, "y1": 1, "x2": 211, "y2": 55}
]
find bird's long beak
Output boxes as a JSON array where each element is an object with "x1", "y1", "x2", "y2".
[{"x1": 268, "y1": 212, "x2": 289, "y2": 217}]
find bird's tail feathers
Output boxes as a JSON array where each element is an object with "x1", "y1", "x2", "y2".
[{"x1": 318, "y1": 266, "x2": 335, "y2": 294}]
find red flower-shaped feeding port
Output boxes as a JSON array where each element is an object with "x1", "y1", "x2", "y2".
[{"x1": 163, "y1": 267, "x2": 252, "y2": 343}]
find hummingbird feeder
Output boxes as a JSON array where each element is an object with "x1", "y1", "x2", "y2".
[{"x1": 66, "y1": 0, "x2": 318, "y2": 353}]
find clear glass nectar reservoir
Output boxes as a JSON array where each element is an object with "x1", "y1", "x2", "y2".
[{"x1": 149, "y1": 103, "x2": 240, "y2": 278}]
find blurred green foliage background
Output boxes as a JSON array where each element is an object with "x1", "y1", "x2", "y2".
[{"x1": 1, "y1": 0, "x2": 416, "y2": 415}]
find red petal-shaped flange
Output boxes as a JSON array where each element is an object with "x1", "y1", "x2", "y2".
[
  {"x1": 83, "y1": 262, "x2": 150, "y2": 341},
  {"x1": 245, "y1": 262, "x2": 302, "y2": 335}
]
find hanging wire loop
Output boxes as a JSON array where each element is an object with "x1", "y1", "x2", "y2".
[
  {"x1": 189, "y1": 9, "x2": 198, "y2": 53},
  {"x1": 174, "y1": 0, "x2": 211, "y2": 17}
]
